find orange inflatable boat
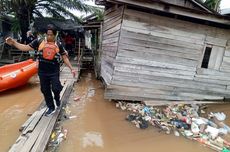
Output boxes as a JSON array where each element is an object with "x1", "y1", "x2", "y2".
[{"x1": 0, "y1": 59, "x2": 38, "y2": 92}]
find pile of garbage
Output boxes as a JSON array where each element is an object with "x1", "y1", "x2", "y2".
[
  {"x1": 47, "y1": 125, "x2": 68, "y2": 151},
  {"x1": 116, "y1": 101, "x2": 230, "y2": 152},
  {"x1": 47, "y1": 105, "x2": 78, "y2": 151}
]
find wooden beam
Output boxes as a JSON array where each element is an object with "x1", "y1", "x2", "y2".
[
  {"x1": 31, "y1": 81, "x2": 74, "y2": 152},
  {"x1": 8, "y1": 81, "x2": 71, "y2": 152},
  {"x1": 143, "y1": 100, "x2": 227, "y2": 106},
  {"x1": 108, "y1": 0, "x2": 230, "y2": 26}
]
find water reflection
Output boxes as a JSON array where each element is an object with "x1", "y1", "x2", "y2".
[
  {"x1": 87, "y1": 88, "x2": 95, "y2": 98},
  {"x1": 82, "y1": 132, "x2": 104, "y2": 148}
]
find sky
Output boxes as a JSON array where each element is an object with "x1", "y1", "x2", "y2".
[{"x1": 220, "y1": 0, "x2": 230, "y2": 9}]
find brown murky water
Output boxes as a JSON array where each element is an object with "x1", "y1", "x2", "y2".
[
  {"x1": 59, "y1": 71, "x2": 230, "y2": 152},
  {"x1": 1, "y1": 71, "x2": 230, "y2": 152},
  {"x1": 0, "y1": 77, "x2": 42, "y2": 152}
]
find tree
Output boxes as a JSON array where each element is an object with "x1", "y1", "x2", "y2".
[
  {"x1": 203, "y1": 0, "x2": 222, "y2": 12},
  {"x1": 0, "y1": 0, "x2": 97, "y2": 42}
]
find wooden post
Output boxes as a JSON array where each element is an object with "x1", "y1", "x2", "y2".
[{"x1": 78, "y1": 38, "x2": 81, "y2": 72}]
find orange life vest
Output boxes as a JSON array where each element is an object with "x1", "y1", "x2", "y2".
[{"x1": 38, "y1": 40, "x2": 60, "y2": 60}]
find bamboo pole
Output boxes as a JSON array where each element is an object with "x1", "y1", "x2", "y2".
[{"x1": 78, "y1": 38, "x2": 81, "y2": 72}]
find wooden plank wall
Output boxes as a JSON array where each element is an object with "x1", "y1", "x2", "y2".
[
  {"x1": 159, "y1": 0, "x2": 204, "y2": 11},
  {"x1": 103, "y1": 7, "x2": 230, "y2": 102},
  {"x1": 101, "y1": 5, "x2": 124, "y2": 85}
]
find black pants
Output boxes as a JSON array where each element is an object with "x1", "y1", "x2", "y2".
[{"x1": 39, "y1": 74, "x2": 63, "y2": 110}]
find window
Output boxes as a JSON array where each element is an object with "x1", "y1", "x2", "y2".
[{"x1": 201, "y1": 46, "x2": 212, "y2": 68}]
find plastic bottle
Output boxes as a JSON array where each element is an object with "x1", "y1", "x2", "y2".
[{"x1": 63, "y1": 129, "x2": 68, "y2": 139}]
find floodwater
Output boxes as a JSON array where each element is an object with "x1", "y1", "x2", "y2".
[
  {"x1": 1, "y1": 71, "x2": 230, "y2": 152},
  {"x1": 59, "y1": 71, "x2": 229, "y2": 152},
  {"x1": 0, "y1": 77, "x2": 42, "y2": 152}
]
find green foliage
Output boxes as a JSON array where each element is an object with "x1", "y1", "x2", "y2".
[
  {"x1": 203, "y1": 0, "x2": 222, "y2": 12},
  {"x1": 11, "y1": 17, "x2": 20, "y2": 33},
  {"x1": 0, "y1": 0, "x2": 100, "y2": 41},
  {"x1": 95, "y1": 9, "x2": 104, "y2": 21}
]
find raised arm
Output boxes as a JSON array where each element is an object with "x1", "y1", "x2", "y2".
[{"x1": 5, "y1": 37, "x2": 34, "y2": 51}]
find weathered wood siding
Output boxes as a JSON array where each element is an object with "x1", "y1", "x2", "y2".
[
  {"x1": 101, "y1": 6, "x2": 230, "y2": 102},
  {"x1": 159, "y1": 0, "x2": 207, "y2": 11},
  {"x1": 101, "y1": 5, "x2": 124, "y2": 85}
]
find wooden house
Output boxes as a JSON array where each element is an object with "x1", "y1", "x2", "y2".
[
  {"x1": 82, "y1": 14, "x2": 103, "y2": 77},
  {"x1": 96, "y1": 0, "x2": 230, "y2": 103}
]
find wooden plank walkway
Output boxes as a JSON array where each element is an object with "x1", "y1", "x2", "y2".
[{"x1": 8, "y1": 63, "x2": 78, "y2": 152}]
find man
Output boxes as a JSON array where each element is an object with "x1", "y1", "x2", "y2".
[{"x1": 5, "y1": 24, "x2": 76, "y2": 116}]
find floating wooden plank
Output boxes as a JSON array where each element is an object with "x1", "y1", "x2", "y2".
[
  {"x1": 8, "y1": 136, "x2": 28, "y2": 152},
  {"x1": 31, "y1": 81, "x2": 74, "y2": 152},
  {"x1": 19, "y1": 116, "x2": 53, "y2": 152},
  {"x1": 19, "y1": 111, "x2": 38, "y2": 132},
  {"x1": 22, "y1": 108, "x2": 46, "y2": 135},
  {"x1": 9, "y1": 80, "x2": 73, "y2": 152}
]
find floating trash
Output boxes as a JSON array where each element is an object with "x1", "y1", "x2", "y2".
[
  {"x1": 74, "y1": 96, "x2": 81, "y2": 101},
  {"x1": 47, "y1": 127, "x2": 69, "y2": 151},
  {"x1": 116, "y1": 101, "x2": 230, "y2": 152}
]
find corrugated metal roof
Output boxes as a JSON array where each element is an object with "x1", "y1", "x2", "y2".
[{"x1": 34, "y1": 18, "x2": 80, "y2": 31}]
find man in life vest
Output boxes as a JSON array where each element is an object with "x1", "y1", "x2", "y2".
[{"x1": 5, "y1": 24, "x2": 76, "y2": 116}]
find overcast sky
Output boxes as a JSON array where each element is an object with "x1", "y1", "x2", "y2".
[{"x1": 220, "y1": 0, "x2": 230, "y2": 9}]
